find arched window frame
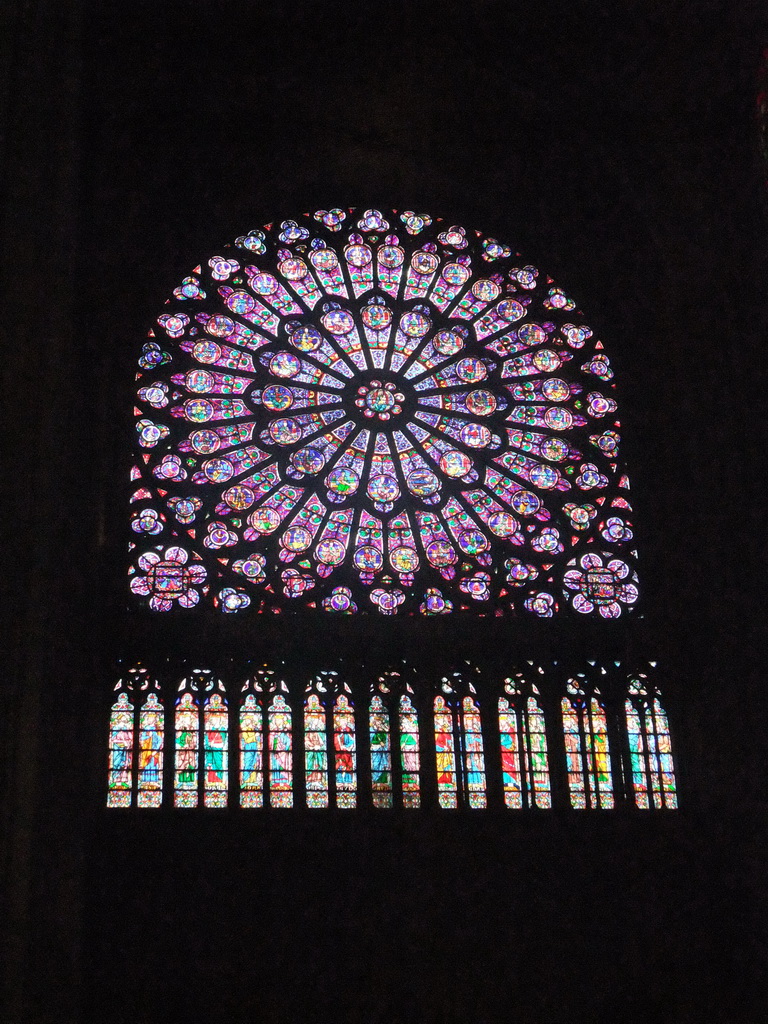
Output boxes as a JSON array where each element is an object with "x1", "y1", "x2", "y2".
[
  {"x1": 369, "y1": 693, "x2": 394, "y2": 808},
  {"x1": 267, "y1": 690, "x2": 294, "y2": 808},
  {"x1": 333, "y1": 692, "x2": 358, "y2": 808},
  {"x1": 237, "y1": 667, "x2": 279, "y2": 808},
  {"x1": 498, "y1": 671, "x2": 552, "y2": 810},
  {"x1": 106, "y1": 691, "x2": 134, "y2": 808},
  {"x1": 562, "y1": 677, "x2": 614, "y2": 809},
  {"x1": 432, "y1": 669, "x2": 488, "y2": 809},
  {"x1": 173, "y1": 669, "x2": 228, "y2": 808},
  {"x1": 367, "y1": 669, "x2": 423, "y2": 810},
  {"x1": 625, "y1": 674, "x2": 678, "y2": 810},
  {"x1": 107, "y1": 666, "x2": 164, "y2": 809},
  {"x1": 303, "y1": 689, "x2": 329, "y2": 808},
  {"x1": 303, "y1": 669, "x2": 358, "y2": 810}
]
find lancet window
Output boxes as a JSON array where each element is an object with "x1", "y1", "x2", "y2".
[
  {"x1": 562, "y1": 678, "x2": 614, "y2": 809},
  {"x1": 625, "y1": 675, "x2": 678, "y2": 809},
  {"x1": 498, "y1": 673, "x2": 551, "y2": 809}
]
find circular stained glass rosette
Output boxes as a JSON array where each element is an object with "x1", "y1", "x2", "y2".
[{"x1": 129, "y1": 208, "x2": 638, "y2": 616}]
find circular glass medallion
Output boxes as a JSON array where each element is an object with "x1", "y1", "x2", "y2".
[
  {"x1": 406, "y1": 468, "x2": 440, "y2": 497},
  {"x1": 440, "y1": 451, "x2": 472, "y2": 478},
  {"x1": 269, "y1": 351, "x2": 301, "y2": 378},
  {"x1": 262, "y1": 384, "x2": 294, "y2": 411},
  {"x1": 291, "y1": 325, "x2": 323, "y2": 352},
  {"x1": 291, "y1": 447, "x2": 326, "y2": 474},
  {"x1": 269, "y1": 418, "x2": 302, "y2": 445},
  {"x1": 327, "y1": 467, "x2": 359, "y2": 495},
  {"x1": 465, "y1": 390, "x2": 497, "y2": 416}
]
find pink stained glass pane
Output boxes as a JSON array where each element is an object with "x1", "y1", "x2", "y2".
[
  {"x1": 203, "y1": 693, "x2": 228, "y2": 807},
  {"x1": 462, "y1": 696, "x2": 487, "y2": 808},
  {"x1": 369, "y1": 696, "x2": 393, "y2": 809},
  {"x1": 304, "y1": 694, "x2": 328, "y2": 808},
  {"x1": 433, "y1": 696, "x2": 457, "y2": 809},
  {"x1": 334, "y1": 695, "x2": 357, "y2": 808},
  {"x1": 399, "y1": 695, "x2": 420, "y2": 808},
  {"x1": 174, "y1": 692, "x2": 199, "y2": 807},
  {"x1": 107, "y1": 693, "x2": 134, "y2": 808},
  {"x1": 240, "y1": 694, "x2": 263, "y2": 808},
  {"x1": 137, "y1": 692, "x2": 164, "y2": 808},
  {"x1": 268, "y1": 695, "x2": 293, "y2": 808}
]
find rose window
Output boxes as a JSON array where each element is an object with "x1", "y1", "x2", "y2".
[{"x1": 129, "y1": 208, "x2": 638, "y2": 617}]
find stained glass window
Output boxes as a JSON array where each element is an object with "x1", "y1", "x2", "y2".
[
  {"x1": 172, "y1": 672, "x2": 228, "y2": 808},
  {"x1": 399, "y1": 694, "x2": 421, "y2": 808},
  {"x1": 562, "y1": 680, "x2": 614, "y2": 809},
  {"x1": 174, "y1": 696, "x2": 198, "y2": 806},
  {"x1": 267, "y1": 694, "x2": 293, "y2": 807},
  {"x1": 433, "y1": 695, "x2": 458, "y2": 808},
  {"x1": 304, "y1": 693, "x2": 328, "y2": 808},
  {"x1": 105, "y1": 663, "x2": 678, "y2": 811},
  {"x1": 130, "y1": 208, "x2": 638, "y2": 619},
  {"x1": 498, "y1": 675, "x2": 551, "y2": 809},
  {"x1": 174, "y1": 691, "x2": 199, "y2": 807},
  {"x1": 106, "y1": 667, "x2": 164, "y2": 808},
  {"x1": 107, "y1": 693, "x2": 134, "y2": 807},
  {"x1": 333, "y1": 694, "x2": 357, "y2": 808},
  {"x1": 137, "y1": 692, "x2": 164, "y2": 807},
  {"x1": 239, "y1": 693, "x2": 264, "y2": 808},
  {"x1": 461, "y1": 696, "x2": 487, "y2": 808},
  {"x1": 626, "y1": 677, "x2": 677, "y2": 809},
  {"x1": 203, "y1": 693, "x2": 228, "y2": 807},
  {"x1": 369, "y1": 695, "x2": 393, "y2": 808}
]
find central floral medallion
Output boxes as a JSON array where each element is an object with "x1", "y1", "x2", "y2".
[{"x1": 355, "y1": 380, "x2": 404, "y2": 421}]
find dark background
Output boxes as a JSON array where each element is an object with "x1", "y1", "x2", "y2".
[{"x1": 3, "y1": 1, "x2": 767, "y2": 1020}]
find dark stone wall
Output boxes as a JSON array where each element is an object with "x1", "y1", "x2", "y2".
[{"x1": 4, "y1": 1, "x2": 767, "y2": 1019}]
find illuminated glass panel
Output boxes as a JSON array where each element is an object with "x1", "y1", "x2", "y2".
[
  {"x1": 498, "y1": 692, "x2": 551, "y2": 809},
  {"x1": 562, "y1": 685, "x2": 614, "y2": 809},
  {"x1": 137, "y1": 692, "x2": 164, "y2": 807},
  {"x1": 498, "y1": 697, "x2": 522, "y2": 808},
  {"x1": 174, "y1": 692, "x2": 199, "y2": 807},
  {"x1": 626, "y1": 701, "x2": 647, "y2": 807},
  {"x1": 626, "y1": 689, "x2": 677, "y2": 809},
  {"x1": 304, "y1": 694, "x2": 328, "y2": 808},
  {"x1": 333, "y1": 695, "x2": 357, "y2": 808},
  {"x1": 399, "y1": 695, "x2": 421, "y2": 808},
  {"x1": 107, "y1": 693, "x2": 134, "y2": 807},
  {"x1": 648, "y1": 698, "x2": 677, "y2": 808},
  {"x1": 130, "y1": 208, "x2": 637, "y2": 621},
  {"x1": 562, "y1": 697, "x2": 586, "y2": 808},
  {"x1": 239, "y1": 694, "x2": 263, "y2": 808},
  {"x1": 589, "y1": 697, "x2": 613, "y2": 808},
  {"x1": 433, "y1": 695, "x2": 458, "y2": 809},
  {"x1": 203, "y1": 693, "x2": 228, "y2": 807},
  {"x1": 369, "y1": 696, "x2": 392, "y2": 808},
  {"x1": 461, "y1": 696, "x2": 487, "y2": 808},
  {"x1": 525, "y1": 695, "x2": 551, "y2": 808},
  {"x1": 268, "y1": 695, "x2": 293, "y2": 808}
]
